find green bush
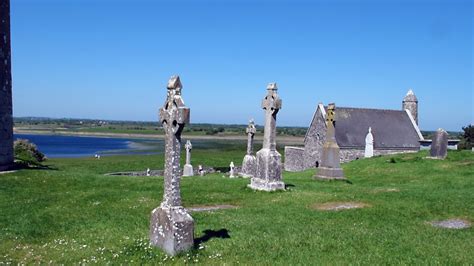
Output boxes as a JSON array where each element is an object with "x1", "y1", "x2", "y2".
[
  {"x1": 459, "y1": 124, "x2": 473, "y2": 150},
  {"x1": 14, "y1": 139, "x2": 46, "y2": 165}
]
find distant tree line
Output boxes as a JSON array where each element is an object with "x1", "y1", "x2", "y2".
[{"x1": 13, "y1": 117, "x2": 308, "y2": 137}]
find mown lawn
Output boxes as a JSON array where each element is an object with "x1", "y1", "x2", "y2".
[{"x1": 0, "y1": 149, "x2": 473, "y2": 264}]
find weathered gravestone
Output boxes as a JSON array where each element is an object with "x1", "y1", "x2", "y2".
[
  {"x1": 364, "y1": 127, "x2": 374, "y2": 158},
  {"x1": 314, "y1": 103, "x2": 346, "y2": 180},
  {"x1": 0, "y1": 0, "x2": 13, "y2": 172},
  {"x1": 249, "y1": 83, "x2": 285, "y2": 191},
  {"x1": 150, "y1": 76, "x2": 194, "y2": 256},
  {"x1": 183, "y1": 140, "x2": 194, "y2": 176},
  {"x1": 240, "y1": 119, "x2": 257, "y2": 178},
  {"x1": 429, "y1": 128, "x2": 448, "y2": 159}
]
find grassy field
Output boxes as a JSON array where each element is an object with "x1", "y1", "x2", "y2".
[{"x1": 0, "y1": 148, "x2": 473, "y2": 264}]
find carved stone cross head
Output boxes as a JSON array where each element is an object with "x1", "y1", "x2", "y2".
[
  {"x1": 326, "y1": 103, "x2": 336, "y2": 127},
  {"x1": 185, "y1": 140, "x2": 192, "y2": 151},
  {"x1": 159, "y1": 75, "x2": 190, "y2": 135},
  {"x1": 261, "y1": 82, "x2": 282, "y2": 113},
  {"x1": 246, "y1": 119, "x2": 256, "y2": 135}
]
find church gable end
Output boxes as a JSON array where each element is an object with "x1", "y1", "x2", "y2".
[{"x1": 303, "y1": 104, "x2": 327, "y2": 168}]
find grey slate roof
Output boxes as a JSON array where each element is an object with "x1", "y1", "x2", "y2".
[{"x1": 329, "y1": 107, "x2": 420, "y2": 149}]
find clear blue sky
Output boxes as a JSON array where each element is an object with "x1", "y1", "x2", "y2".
[{"x1": 11, "y1": 0, "x2": 473, "y2": 131}]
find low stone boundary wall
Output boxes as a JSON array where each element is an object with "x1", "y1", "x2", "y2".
[{"x1": 340, "y1": 148, "x2": 418, "y2": 163}]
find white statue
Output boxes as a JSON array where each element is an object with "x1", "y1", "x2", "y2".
[
  {"x1": 229, "y1": 161, "x2": 235, "y2": 178},
  {"x1": 365, "y1": 127, "x2": 374, "y2": 158}
]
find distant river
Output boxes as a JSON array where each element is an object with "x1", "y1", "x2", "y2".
[{"x1": 14, "y1": 134, "x2": 245, "y2": 158}]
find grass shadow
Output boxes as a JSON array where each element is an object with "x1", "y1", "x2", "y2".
[
  {"x1": 13, "y1": 161, "x2": 58, "y2": 171},
  {"x1": 194, "y1": 229, "x2": 230, "y2": 248}
]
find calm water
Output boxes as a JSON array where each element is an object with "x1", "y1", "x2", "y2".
[{"x1": 14, "y1": 134, "x2": 245, "y2": 158}]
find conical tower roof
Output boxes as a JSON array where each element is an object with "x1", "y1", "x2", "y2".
[{"x1": 403, "y1": 89, "x2": 418, "y2": 102}]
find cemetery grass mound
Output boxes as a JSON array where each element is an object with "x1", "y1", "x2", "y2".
[{"x1": 0, "y1": 149, "x2": 473, "y2": 264}]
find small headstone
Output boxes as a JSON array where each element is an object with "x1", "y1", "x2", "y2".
[
  {"x1": 249, "y1": 83, "x2": 285, "y2": 191},
  {"x1": 229, "y1": 161, "x2": 236, "y2": 178},
  {"x1": 241, "y1": 119, "x2": 257, "y2": 178},
  {"x1": 150, "y1": 75, "x2": 194, "y2": 256},
  {"x1": 364, "y1": 127, "x2": 374, "y2": 158},
  {"x1": 314, "y1": 103, "x2": 346, "y2": 180},
  {"x1": 183, "y1": 140, "x2": 194, "y2": 176},
  {"x1": 198, "y1": 165, "x2": 204, "y2": 176},
  {"x1": 429, "y1": 128, "x2": 448, "y2": 159}
]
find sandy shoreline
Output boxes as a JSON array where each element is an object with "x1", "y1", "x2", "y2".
[{"x1": 14, "y1": 129, "x2": 304, "y2": 145}]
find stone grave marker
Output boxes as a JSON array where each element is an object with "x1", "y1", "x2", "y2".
[
  {"x1": 240, "y1": 119, "x2": 257, "y2": 178},
  {"x1": 429, "y1": 128, "x2": 448, "y2": 159},
  {"x1": 314, "y1": 103, "x2": 346, "y2": 180},
  {"x1": 364, "y1": 127, "x2": 374, "y2": 158},
  {"x1": 249, "y1": 83, "x2": 285, "y2": 191},
  {"x1": 183, "y1": 140, "x2": 194, "y2": 176},
  {"x1": 150, "y1": 75, "x2": 194, "y2": 256},
  {"x1": 229, "y1": 161, "x2": 235, "y2": 178}
]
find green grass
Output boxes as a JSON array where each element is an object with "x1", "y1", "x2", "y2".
[{"x1": 0, "y1": 149, "x2": 473, "y2": 264}]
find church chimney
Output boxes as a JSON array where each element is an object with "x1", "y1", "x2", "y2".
[{"x1": 403, "y1": 89, "x2": 418, "y2": 125}]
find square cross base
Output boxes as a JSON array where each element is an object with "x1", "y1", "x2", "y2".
[
  {"x1": 183, "y1": 164, "x2": 194, "y2": 176},
  {"x1": 150, "y1": 205, "x2": 194, "y2": 256},
  {"x1": 240, "y1": 154, "x2": 257, "y2": 178},
  {"x1": 314, "y1": 167, "x2": 346, "y2": 181},
  {"x1": 248, "y1": 177, "x2": 285, "y2": 191}
]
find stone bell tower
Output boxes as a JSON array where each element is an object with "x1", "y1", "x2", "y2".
[
  {"x1": 0, "y1": 0, "x2": 13, "y2": 171},
  {"x1": 402, "y1": 89, "x2": 418, "y2": 125}
]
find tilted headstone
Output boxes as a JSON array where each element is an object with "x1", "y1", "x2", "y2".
[
  {"x1": 150, "y1": 75, "x2": 194, "y2": 256},
  {"x1": 364, "y1": 127, "x2": 374, "y2": 158},
  {"x1": 430, "y1": 128, "x2": 448, "y2": 159},
  {"x1": 183, "y1": 140, "x2": 194, "y2": 176},
  {"x1": 249, "y1": 83, "x2": 285, "y2": 191},
  {"x1": 240, "y1": 119, "x2": 257, "y2": 178},
  {"x1": 314, "y1": 103, "x2": 346, "y2": 180},
  {"x1": 0, "y1": 0, "x2": 14, "y2": 172},
  {"x1": 229, "y1": 161, "x2": 235, "y2": 178}
]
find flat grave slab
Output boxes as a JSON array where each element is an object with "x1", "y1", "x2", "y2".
[
  {"x1": 312, "y1": 202, "x2": 369, "y2": 211},
  {"x1": 429, "y1": 219, "x2": 471, "y2": 229}
]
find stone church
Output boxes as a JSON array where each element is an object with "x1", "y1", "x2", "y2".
[{"x1": 284, "y1": 90, "x2": 424, "y2": 172}]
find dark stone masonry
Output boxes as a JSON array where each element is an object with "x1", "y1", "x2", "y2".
[{"x1": 0, "y1": 0, "x2": 13, "y2": 172}]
